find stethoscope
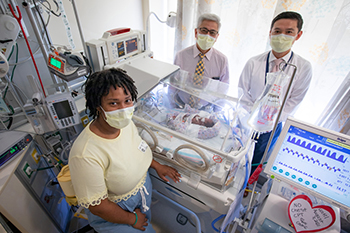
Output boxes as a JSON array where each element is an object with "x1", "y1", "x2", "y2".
[{"x1": 265, "y1": 51, "x2": 294, "y2": 83}]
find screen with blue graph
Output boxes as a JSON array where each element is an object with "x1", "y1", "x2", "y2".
[{"x1": 266, "y1": 120, "x2": 350, "y2": 210}]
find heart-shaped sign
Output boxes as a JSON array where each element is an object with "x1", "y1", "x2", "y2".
[{"x1": 288, "y1": 195, "x2": 336, "y2": 233}]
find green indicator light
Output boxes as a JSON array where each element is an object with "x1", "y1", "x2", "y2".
[{"x1": 271, "y1": 175, "x2": 275, "y2": 179}]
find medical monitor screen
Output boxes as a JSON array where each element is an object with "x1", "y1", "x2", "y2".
[
  {"x1": 117, "y1": 41, "x2": 125, "y2": 57},
  {"x1": 126, "y1": 37, "x2": 138, "y2": 54},
  {"x1": 53, "y1": 100, "x2": 73, "y2": 119},
  {"x1": 265, "y1": 118, "x2": 350, "y2": 211},
  {"x1": 50, "y1": 57, "x2": 62, "y2": 69}
]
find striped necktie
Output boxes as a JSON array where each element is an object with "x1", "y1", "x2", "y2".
[{"x1": 189, "y1": 53, "x2": 205, "y2": 108}]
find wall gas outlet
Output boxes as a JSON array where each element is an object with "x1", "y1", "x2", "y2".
[{"x1": 23, "y1": 162, "x2": 33, "y2": 178}]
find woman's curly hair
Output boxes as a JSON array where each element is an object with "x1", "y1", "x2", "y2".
[{"x1": 83, "y1": 68, "x2": 138, "y2": 119}]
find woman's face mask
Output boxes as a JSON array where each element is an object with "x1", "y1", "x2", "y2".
[
  {"x1": 197, "y1": 34, "x2": 216, "y2": 51},
  {"x1": 100, "y1": 106, "x2": 134, "y2": 129},
  {"x1": 270, "y1": 34, "x2": 295, "y2": 53}
]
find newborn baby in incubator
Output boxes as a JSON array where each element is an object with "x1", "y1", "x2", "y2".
[{"x1": 166, "y1": 109, "x2": 220, "y2": 139}]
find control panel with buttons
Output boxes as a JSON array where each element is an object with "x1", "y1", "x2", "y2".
[{"x1": 45, "y1": 93, "x2": 80, "y2": 129}]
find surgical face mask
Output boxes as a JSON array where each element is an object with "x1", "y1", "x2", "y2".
[
  {"x1": 270, "y1": 34, "x2": 295, "y2": 53},
  {"x1": 100, "y1": 106, "x2": 134, "y2": 129},
  {"x1": 197, "y1": 34, "x2": 216, "y2": 51}
]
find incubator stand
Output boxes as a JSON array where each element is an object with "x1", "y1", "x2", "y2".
[{"x1": 134, "y1": 69, "x2": 253, "y2": 192}]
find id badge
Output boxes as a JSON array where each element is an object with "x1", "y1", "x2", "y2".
[{"x1": 138, "y1": 140, "x2": 149, "y2": 153}]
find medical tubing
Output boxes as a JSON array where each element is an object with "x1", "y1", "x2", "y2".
[
  {"x1": 132, "y1": 211, "x2": 138, "y2": 226},
  {"x1": 239, "y1": 153, "x2": 250, "y2": 193},
  {"x1": 211, "y1": 214, "x2": 226, "y2": 233},
  {"x1": 3, "y1": 73, "x2": 29, "y2": 122},
  {"x1": 59, "y1": 141, "x2": 72, "y2": 164},
  {"x1": 220, "y1": 113, "x2": 237, "y2": 151},
  {"x1": 4, "y1": 43, "x2": 18, "y2": 99},
  {"x1": 8, "y1": 4, "x2": 47, "y2": 97},
  {"x1": 251, "y1": 162, "x2": 267, "y2": 167}
]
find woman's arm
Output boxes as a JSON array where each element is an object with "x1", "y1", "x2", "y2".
[
  {"x1": 150, "y1": 159, "x2": 181, "y2": 183},
  {"x1": 89, "y1": 198, "x2": 148, "y2": 230}
]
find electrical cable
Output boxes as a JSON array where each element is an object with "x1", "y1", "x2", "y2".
[
  {"x1": 40, "y1": 0, "x2": 52, "y2": 13},
  {"x1": 1, "y1": 105, "x2": 14, "y2": 129},
  {"x1": 45, "y1": 10, "x2": 51, "y2": 27},
  {"x1": 37, "y1": 0, "x2": 61, "y2": 17},
  {"x1": 35, "y1": 165, "x2": 55, "y2": 171},
  {"x1": 8, "y1": 44, "x2": 41, "y2": 66},
  {"x1": 33, "y1": 0, "x2": 52, "y2": 46},
  {"x1": 12, "y1": 82, "x2": 29, "y2": 100},
  {"x1": 7, "y1": 43, "x2": 15, "y2": 60}
]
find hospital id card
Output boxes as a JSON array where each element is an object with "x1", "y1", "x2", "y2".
[{"x1": 138, "y1": 140, "x2": 149, "y2": 153}]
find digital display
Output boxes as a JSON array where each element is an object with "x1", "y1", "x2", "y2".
[
  {"x1": 126, "y1": 37, "x2": 138, "y2": 54},
  {"x1": 53, "y1": 100, "x2": 73, "y2": 119},
  {"x1": 50, "y1": 57, "x2": 62, "y2": 69},
  {"x1": 0, "y1": 145, "x2": 19, "y2": 167},
  {"x1": 117, "y1": 41, "x2": 125, "y2": 57},
  {"x1": 268, "y1": 124, "x2": 350, "y2": 210}
]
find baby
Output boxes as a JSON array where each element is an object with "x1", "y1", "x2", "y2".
[
  {"x1": 166, "y1": 105, "x2": 220, "y2": 139},
  {"x1": 171, "y1": 113, "x2": 215, "y2": 127}
]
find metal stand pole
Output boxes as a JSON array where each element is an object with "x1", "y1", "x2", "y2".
[{"x1": 243, "y1": 62, "x2": 298, "y2": 228}]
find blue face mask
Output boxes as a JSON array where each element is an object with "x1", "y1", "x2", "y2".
[{"x1": 100, "y1": 106, "x2": 134, "y2": 129}]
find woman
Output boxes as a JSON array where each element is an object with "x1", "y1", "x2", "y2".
[{"x1": 69, "y1": 68, "x2": 181, "y2": 232}]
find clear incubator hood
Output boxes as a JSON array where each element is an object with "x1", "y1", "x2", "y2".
[{"x1": 133, "y1": 69, "x2": 253, "y2": 192}]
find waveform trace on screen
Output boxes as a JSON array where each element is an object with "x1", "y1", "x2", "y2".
[{"x1": 287, "y1": 136, "x2": 348, "y2": 163}]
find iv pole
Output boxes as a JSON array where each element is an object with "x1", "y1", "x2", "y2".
[{"x1": 242, "y1": 62, "x2": 298, "y2": 229}]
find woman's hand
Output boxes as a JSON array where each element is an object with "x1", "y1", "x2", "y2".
[
  {"x1": 151, "y1": 160, "x2": 181, "y2": 183},
  {"x1": 132, "y1": 208, "x2": 148, "y2": 231}
]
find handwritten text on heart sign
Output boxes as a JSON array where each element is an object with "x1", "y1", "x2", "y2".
[{"x1": 288, "y1": 195, "x2": 336, "y2": 233}]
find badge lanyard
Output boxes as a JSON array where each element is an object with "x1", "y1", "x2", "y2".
[{"x1": 265, "y1": 51, "x2": 294, "y2": 84}]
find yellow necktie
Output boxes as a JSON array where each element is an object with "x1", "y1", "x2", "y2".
[{"x1": 189, "y1": 53, "x2": 205, "y2": 108}]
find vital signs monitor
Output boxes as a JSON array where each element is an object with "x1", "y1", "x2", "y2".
[{"x1": 264, "y1": 117, "x2": 350, "y2": 211}]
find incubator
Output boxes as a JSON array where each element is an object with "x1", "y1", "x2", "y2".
[{"x1": 133, "y1": 69, "x2": 254, "y2": 193}]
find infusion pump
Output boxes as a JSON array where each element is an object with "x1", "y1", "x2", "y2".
[
  {"x1": 86, "y1": 28, "x2": 147, "y2": 72},
  {"x1": 45, "y1": 93, "x2": 80, "y2": 129}
]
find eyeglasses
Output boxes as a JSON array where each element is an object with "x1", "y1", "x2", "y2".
[{"x1": 198, "y1": 27, "x2": 218, "y2": 37}]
